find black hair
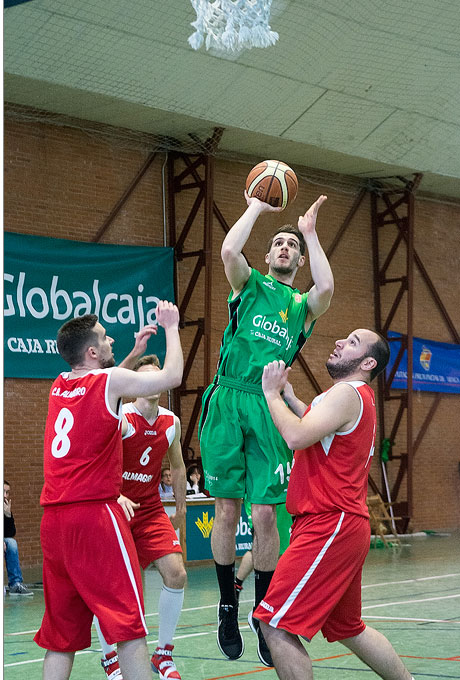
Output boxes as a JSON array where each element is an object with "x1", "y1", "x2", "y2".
[
  {"x1": 368, "y1": 332, "x2": 390, "y2": 381},
  {"x1": 56, "y1": 314, "x2": 99, "y2": 367},
  {"x1": 266, "y1": 225, "x2": 306, "y2": 255}
]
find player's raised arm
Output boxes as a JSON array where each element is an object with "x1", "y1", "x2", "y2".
[
  {"x1": 262, "y1": 361, "x2": 359, "y2": 451},
  {"x1": 221, "y1": 192, "x2": 282, "y2": 296},
  {"x1": 109, "y1": 301, "x2": 183, "y2": 405},
  {"x1": 298, "y1": 196, "x2": 334, "y2": 325}
]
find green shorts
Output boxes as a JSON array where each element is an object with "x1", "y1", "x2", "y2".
[
  {"x1": 243, "y1": 499, "x2": 293, "y2": 556},
  {"x1": 199, "y1": 376, "x2": 293, "y2": 504}
]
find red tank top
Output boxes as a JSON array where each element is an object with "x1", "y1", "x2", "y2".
[
  {"x1": 286, "y1": 381, "x2": 376, "y2": 518},
  {"x1": 41, "y1": 368, "x2": 123, "y2": 506},
  {"x1": 121, "y1": 404, "x2": 176, "y2": 510}
]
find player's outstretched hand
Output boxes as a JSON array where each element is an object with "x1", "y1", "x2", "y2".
[
  {"x1": 244, "y1": 190, "x2": 284, "y2": 214},
  {"x1": 156, "y1": 301, "x2": 180, "y2": 329},
  {"x1": 262, "y1": 360, "x2": 291, "y2": 398},
  {"x1": 117, "y1": 494, "x2": 140, "y2": 522},
  {"x1": 133, "y1": 324, "x2": 157, "y2": 353},
  {"x1": 298, "y1": 195, "x2": 327, "y2": 236}
]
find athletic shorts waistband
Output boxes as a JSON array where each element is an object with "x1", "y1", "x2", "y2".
[{"x1": 213, "y1": 375, "x2": 263, "y2": 395}]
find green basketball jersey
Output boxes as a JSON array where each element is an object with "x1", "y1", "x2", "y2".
[{"x1": 216, "y1": 268, "x2": 315, "y2": 384}]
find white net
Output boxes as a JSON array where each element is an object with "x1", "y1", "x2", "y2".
[{"x1": 188, "y1": 0, "x2": 279, "y2": 52}]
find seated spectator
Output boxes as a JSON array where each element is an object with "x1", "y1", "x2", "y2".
[
  {"x1": 4, "y1": 481, "x2": 33, "y2": 596},
  {"x1": 186, "y1": 464, "x2": 206, "y2": 497},
  {"x1": 158, "y1": 468, "x2": 174, "y2": 498}
]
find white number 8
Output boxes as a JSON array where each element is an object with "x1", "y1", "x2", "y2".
[{"x1": 51, "y1": 408, "x2": 74, "y2": 458}]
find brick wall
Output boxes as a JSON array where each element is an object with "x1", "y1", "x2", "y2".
[{"x1": 4, "y1": 115, "x2": 460, "y2": 566}]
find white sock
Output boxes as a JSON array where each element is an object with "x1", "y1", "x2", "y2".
[
  {"x1": 93, "y1": 616, "x2": 116, "y2": 658},
  {"x1": 158, "y1": 585, "x2": 184, "y2": 648}
]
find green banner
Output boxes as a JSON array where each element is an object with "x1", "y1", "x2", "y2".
[
  {"x1": 4, "y1": 232, "x2": 175, "y2": 378},
  {"x1": 185, "y1": 502, "x2": 252, "y2": 561}
]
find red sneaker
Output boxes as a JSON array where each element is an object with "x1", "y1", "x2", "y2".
[
  {"x1": 151, "y1": 644, "x2": 182, "y2": 680},
  {"x1": 101, "y1": 650, "x2": 123, "y2": 679}
]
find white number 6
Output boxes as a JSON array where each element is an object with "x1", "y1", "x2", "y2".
[{"x1": 140, "y1": 446, "x2": 152, "y2": 466}]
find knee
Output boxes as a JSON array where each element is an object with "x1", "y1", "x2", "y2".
[
  {"x1": 215, "y1": 499, "x2": 240, "y2": 526},
  {"x1": 252, "y1": 504, "x2": 276, "y2": 532},
  {"x1": 164, "y1": 564, "x2": 187, "y2": 590}
]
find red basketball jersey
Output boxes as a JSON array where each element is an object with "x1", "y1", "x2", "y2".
[
  {"x1": 286, "y1": 381, "x2": 376, "y2": 518},
  {"x1": 121, "y1": 404, "x2": 176, "y2": 510},
  {"x1": 41, "y1": 368, "x2": 123, "y2": 506}
]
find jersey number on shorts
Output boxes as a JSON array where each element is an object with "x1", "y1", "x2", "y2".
[
  {"x1": 139, "y1": 446, "x2": 152, "y2": 466},
  {"x1": 274, "y1": 461, "x2": 292, "y2": 485},
  {"x1": 51, "y1": 407, "x2": 75, "y2": 458}
]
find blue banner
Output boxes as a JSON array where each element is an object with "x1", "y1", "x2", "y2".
[
  {"x1": 387, "y1": 331, "x2": 460, "y2": 394},
  {"x1": 4, "y1": 232, "x2": 174, "y2": 378}
]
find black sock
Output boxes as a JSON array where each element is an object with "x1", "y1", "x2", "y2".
[
  {"x1": 254, "y1": 569, "x2": 274, "y2": 609},
  {"x1": 215, "y1": 561, "x2": 236, "y2": 606},
  {"x1": 234, "y1": 576, "x2": 244, "y2": 588}
]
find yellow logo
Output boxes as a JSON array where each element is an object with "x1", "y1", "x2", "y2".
[
  {"x1": 195, "y1": 512, "x2": 214, "y2": 538},
  {"x1": 420, "y1": 346, "x2": 432, "y2": 371},
  {"x1": 279, "y1": 309, "x2": 288, "y2": 323}
]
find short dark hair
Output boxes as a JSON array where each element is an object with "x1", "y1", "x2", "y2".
[
  {"x1": 4, "y1": 480, "x2": 10, "y2": 487},
  {"x1": 266, "y1": 225, "x2": 306, "y2": 255},
  {"x1": 57, "y1": 314, "x2": 99, "y2": 367},
  {"x1": 133, "y1": 354, "x2": 161, "y2": 372},
  {"x1": 367, "y1": 332, "x2": 390, "y2": 381}
]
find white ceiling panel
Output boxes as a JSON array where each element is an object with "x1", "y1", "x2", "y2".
[{"x1": 281, "y1": 91, "x2": 395, "y2": 152}]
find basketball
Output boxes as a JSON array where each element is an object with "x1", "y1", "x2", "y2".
[{"x1": 245, "y1": 160, "x2": 298, "y2": 209}]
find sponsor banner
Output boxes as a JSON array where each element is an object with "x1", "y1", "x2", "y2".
[
  {"x1": 4, "y1": 232, "x2": 174, "y2": 378},
  {"x1": 186, "y1": 502, "x2": 252, "y2": 561},
  {"x1": 387, "y1": 331, "x2": 460, "y2": 394}
]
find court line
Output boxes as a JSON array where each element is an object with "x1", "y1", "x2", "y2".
[
  {"x1": 363, "y1": 615, "x2": 460, "y2": 624},
  {"x1": 402, "y1": 655, "x2": 460, "y2": 661},
  {"x1": 16, "y1": 572, "x2": 460, "y2": 601},
  {"x1": 3, "y1": 627, "x2": 249, "y2": 667},
  {"x1": 362, "y1": 594, "x2": 460, "y2": 610},
  {"x1": 6, "y1": 590, "x2": 460, "y2": 638},
  {"x1": 5, "y1": 623, "x2": 460, "y2": 669},
  {"x1": 362, "y1": 573, "x2": 460, "y2": 589}
]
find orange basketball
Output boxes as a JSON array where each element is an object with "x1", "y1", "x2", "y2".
[{"x1": 245, "y1": 160, "x2": 298, "y2": 209}]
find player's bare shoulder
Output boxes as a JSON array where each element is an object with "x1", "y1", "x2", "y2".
[{"x1": 326, "y1": 382, "x2": 362, "y2": 430}]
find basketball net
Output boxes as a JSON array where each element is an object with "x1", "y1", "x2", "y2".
[{"x1": 188, "y1": 0, "x2": 279, "y2": 52}]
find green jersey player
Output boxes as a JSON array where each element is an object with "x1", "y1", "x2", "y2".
[{"x1": 199, "y1": 191, "x2": 333, "y2": 665}]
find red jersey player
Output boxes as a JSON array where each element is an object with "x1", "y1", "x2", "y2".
[
  {"x1": 95, "y1": 354, "x2": 187, "y2": 680},
  {"x1": 35, "y1": 302, "x2": 183, "y2": 680},
  {"x1": 253, "y1": 329, "x2": 414, "y2": 680}
]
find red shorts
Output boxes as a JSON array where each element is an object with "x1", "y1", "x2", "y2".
[
  {"x1": 34, "y1": 501, "x2": 148, "y2": 652},
  {"x1": 129, "y1": 504, "x2": 182, "y2": 569},
  {"x1": 254, "y1": 511, "x2": 370, "y2": 642}
]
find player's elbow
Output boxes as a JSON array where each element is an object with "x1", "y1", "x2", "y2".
[
  {"x1": 284, "y1": 434, "x2": 301, "y2": 450},
  {"x1": 284, "y1": 430, "x2": 312, "y2": 451},
  {"x1": 221, "y1": 243, "x2": 237, "y2": 264},
  {"x1": 318, "y1": 280, "x2": 334, "y2": 302},
  {"x1": 169, "y1": 372, "x2": 183, "y2": 389},
  {"x1": 163, "y1": 366, "x2": 183, "y2": 390},
  {"x1": 311, "y1": 287, "x2": 334, "y2": 321}
]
